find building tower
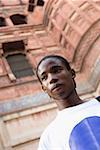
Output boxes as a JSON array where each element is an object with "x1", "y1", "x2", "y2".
[{"x1": 0, "y1": 0, "x2": 100, "y2": 149}]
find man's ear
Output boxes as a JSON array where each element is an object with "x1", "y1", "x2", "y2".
[
  {"x1": 71, "y1": 69, "x2": 76, "y2": 78},
  {"x1": 42, "y1": 85, "x2": 47, "y2": 92}
]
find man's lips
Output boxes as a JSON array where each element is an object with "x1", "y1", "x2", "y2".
[{"x1": 51, "y1": 84, "x2": 63, "y2": 92}]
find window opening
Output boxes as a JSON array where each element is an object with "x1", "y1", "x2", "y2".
[
  {"x1": 37, "y1": 0, "x2": 44, "y2": 6},
  {"x1": 2, "y1": 41, "x2": 34, "y2": 78},
  {"x1": 2, "y1": 41, "x2": 25, "y2": 53},
  {"x1": 6, "y1": 54, "x2": 34, "y2": 78},
  {"x1": 0, "y1": 17, "x2": 6, "y2": 27},
  {"x1": 28, "y1": 0, "x2": 44, "y2": 12},
  {"x1": 10, "y1": 14, "x2": 27, "y2": 25},
  {"x1": 28, "y1": 0, "x2": 35, "y2": 12}
]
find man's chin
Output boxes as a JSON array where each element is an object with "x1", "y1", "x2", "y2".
[
  {"x1": 51, "y1": 91, "x2": 73, "y2": 100},
  {"x1": 52, "y1": 94, "x2": 68, "y2": 100}
]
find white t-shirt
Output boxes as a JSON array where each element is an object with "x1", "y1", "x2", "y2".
[{"x1": 38, "y1": 99, "x2": 100, "y2": 150}]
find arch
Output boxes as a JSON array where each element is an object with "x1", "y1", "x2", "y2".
[
  {"x1": 72, "y1": 19, "x2": 100, "y2": 72},
  {"x1": 76, "y1": 35, "x2": 100, "y2": 95}
]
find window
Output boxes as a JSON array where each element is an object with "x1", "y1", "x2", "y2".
[
  {"x1": 3, "y1": 41, "x2": 25, "y2": 53},
  {"x1": 29, "y1": 0, "x2": 35, "y2": 3},
  {"x1": 28, "y1": 0, "x2": 35, "y2": 12},
  {"x1": 10, "y1": 14, "x2": 27, "y2": 25},
  {"x1": 0, "y1": 17, "x2": 6, "y2": 27},
  {"x1": 28, "y1": 4, "x2": 35, "y2": 12},
  {"x1": 37, "y1": 0, "x2": 44, "y2": 6},
  {"x1": 28, "y1": 0, "x2": 44, "y2": 12},
  {"x1": 2, "y1": 41, "x2": 34, "y2": 79},
  {"x1": 6, "y1": 54, "x2": 34, "y2": 78}
]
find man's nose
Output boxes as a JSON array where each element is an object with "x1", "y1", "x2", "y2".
[{"x1": 48, "y1": 74, "x2": 58, "y2": 84}]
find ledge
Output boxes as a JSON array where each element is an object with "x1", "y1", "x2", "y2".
[{"x1": 0, "y1": 92, "x2": 52, "y2": 116}]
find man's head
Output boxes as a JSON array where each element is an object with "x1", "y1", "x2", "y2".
[{"x1": 36, "y1": 55, "x2": 76, "y2": 100}]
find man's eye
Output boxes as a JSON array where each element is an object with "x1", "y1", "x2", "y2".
[
  {"x1": 41, "y1": 75, "x2": 47, "y2": 81},
  {"x1": 52, "y1": 67, "x2": 63, "y2": 73}
]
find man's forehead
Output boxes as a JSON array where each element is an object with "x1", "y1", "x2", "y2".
[{"x1": 38, "y1": 57, "x2": 63, "y2": 74}]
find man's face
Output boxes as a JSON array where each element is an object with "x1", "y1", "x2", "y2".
[{"x1": 38, "y1": 58, "x2": 75, "y2": 100}]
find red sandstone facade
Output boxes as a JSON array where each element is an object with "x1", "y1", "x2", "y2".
[{"x1": 0, "y1": 0, "x2": 100, "y2": 149}]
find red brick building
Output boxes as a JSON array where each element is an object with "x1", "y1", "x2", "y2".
[{"x1": 0, "y1": 0, "x2": 100, "y2": 149}]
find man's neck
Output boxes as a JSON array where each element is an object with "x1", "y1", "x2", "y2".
[{"x1": 55, "y1": 90, "x2": 84, "y2": 110}]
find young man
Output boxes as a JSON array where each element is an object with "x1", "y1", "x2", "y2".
[{"x1": 36, "y1": 55, "x2": 100, "y2": 150}]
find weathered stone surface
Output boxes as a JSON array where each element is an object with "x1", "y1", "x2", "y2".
[{"x1": 0, "y1": 0, "x2": 100, "y2": 149}]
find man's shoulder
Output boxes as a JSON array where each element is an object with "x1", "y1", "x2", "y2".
[
  {"x1": 42, "y1": 118, "x2": 57, "y2": 136},
  {"x1": 38, "y1": 118, "x2": 58, "y2": 150}
]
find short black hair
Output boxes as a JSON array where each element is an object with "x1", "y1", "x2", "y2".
[{"x1": 36, "y1": 55, "x2": 71, "y2": 81}]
